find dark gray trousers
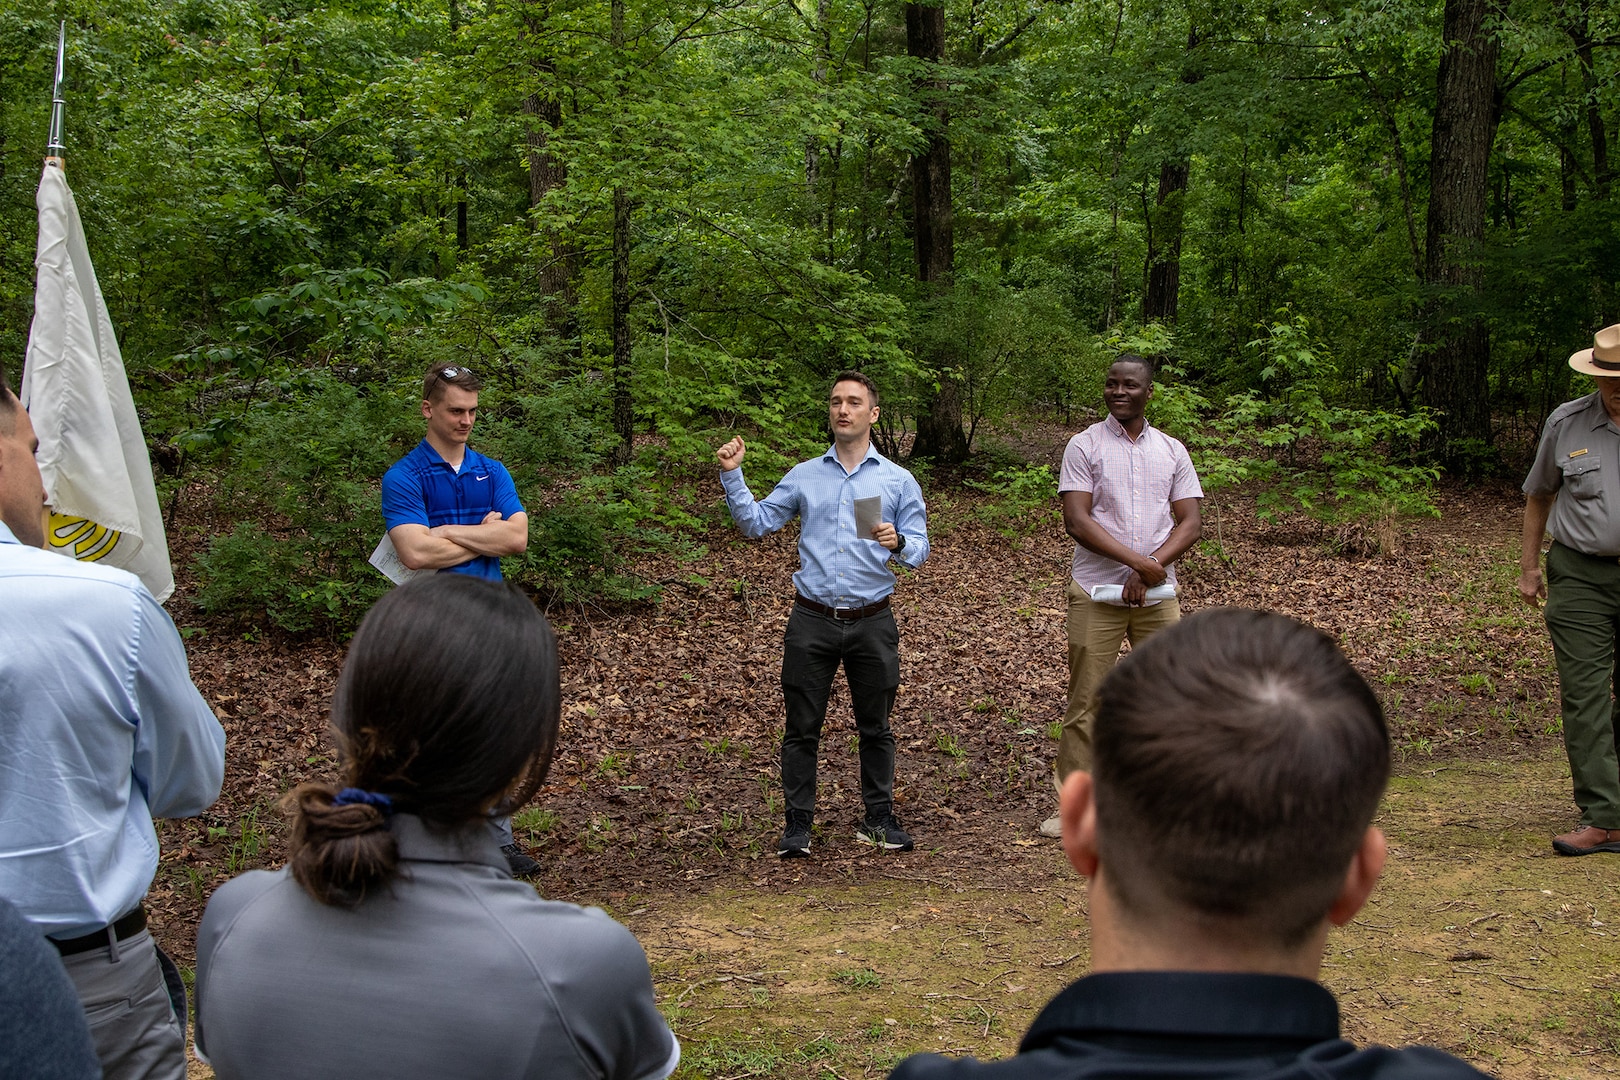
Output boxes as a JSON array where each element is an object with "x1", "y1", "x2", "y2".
[{"x1": 780, "y1": 605, "x2": 900, "y2": 816}]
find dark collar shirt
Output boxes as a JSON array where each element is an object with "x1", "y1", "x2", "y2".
[
  {"x1": 890, "y1": 972, "x2": 1491, "y2": 1080},
  {"x1": 1523, "y1": 391, "x2": 1620, "y2": 556}
]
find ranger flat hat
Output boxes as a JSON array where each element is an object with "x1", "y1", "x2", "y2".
[{"x1": 1570, "y1": 324, "x2": 1620, "y2": 376}]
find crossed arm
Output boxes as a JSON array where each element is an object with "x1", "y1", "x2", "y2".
[
  {"x1": 1062, "y1": 491, "x2": 1202, "y2": 604},
  {"x1": 390, "y1": 511, "x2": 529, "y2": 571}
]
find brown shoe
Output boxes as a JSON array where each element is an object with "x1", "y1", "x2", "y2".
[{"x1": 1552, "y1": 825, "x2": 1620, "y2": 856}]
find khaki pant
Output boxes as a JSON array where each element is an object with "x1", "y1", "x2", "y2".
[
  {"x1": 60, "y1": 929, "x2": 187, "y2": 1080},
  {"x1": 1057, "y1": 579, "x2": 1180, "y2": 781}
]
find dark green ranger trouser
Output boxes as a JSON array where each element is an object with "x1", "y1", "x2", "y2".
[{"x1": 1544, "y1": 542, "x2": 1620, "y2": 828}]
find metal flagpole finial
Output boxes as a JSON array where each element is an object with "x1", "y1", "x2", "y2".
[{"x1": 45, "y1": 21, "x2": 66, "y2": 161}]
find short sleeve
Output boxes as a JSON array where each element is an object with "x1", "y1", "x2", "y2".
[
  {"x1": 1524, "y1": 416, "x2": 1565, "y2": 496},
  {"x1": 1057, "y1": 433, "x2": 1093, "y2": 494},
  {"x1": 1168, "y1": 440, "x2": 1204, "y2": 502},
  {"x1": 381, "y1": 462, "x2": 430, "y2": 530},
  {"x1": 488, "y1": 462, "x2": 526, "y2": 519},
  {"x1": 548, "y1": 914, "x2": 679, "y2": 1080}
]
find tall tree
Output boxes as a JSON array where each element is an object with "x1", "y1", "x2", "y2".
[
  {"x1": 907, "y1": 0, "x2": 968, "y2": 462},
  {"x1": 1142, "y1": 25, "x2": 1200, "y2": 324},
  {"x1": 1417, "y1": 0, "x2": 1504, "y2": 463}
]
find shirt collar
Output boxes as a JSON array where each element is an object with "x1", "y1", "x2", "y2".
[
  {"x1": 1581, "y1": 392, "x2": 1617, "y2": 431},
  {"x1": 821, "y1": 441, "x2": 882, "y2": 472},
  {"x1": 1102, "y1": 413, "x2": 1154, "y2": 442},
  {"x1": 0, "y1": 521, "x2": 17, "y2": 546},
  {"x1": 1020, "y1": 971, "x2": 1339, "y2": 1050},
  {"x1": 417, "y1": 439, "x2": 478, "y2": 471},
  {"x1": 387, "y1": 813, "x2": 511, "y2": 874}
]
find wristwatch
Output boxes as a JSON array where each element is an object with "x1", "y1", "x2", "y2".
[{"x1": 894, "y1": 533, "x2": 907, "y2": 554}]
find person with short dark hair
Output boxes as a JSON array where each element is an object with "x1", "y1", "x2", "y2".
[
  {"x1": 1520, "y1": 324, "x2": 1620, "y2": 855},
  {"x1": 1041, "y1": 354, "x2": 1201, "y2": 837},
  {"x1": 382, "y1": 364, "x2": 528, "y2": 580},
  {"x1": 716, "y1": 371, "x2": 930, "y2": 856},
  {"x1": 194, "y1": 576, "x2": 679, "y2": 1080},
  {"x1": 381, "y1": 364, "x2": 536, "y2": 873},
  {"x1": 891, "y1": 608, "x2": 1491, "y2": 1080},
  {"x1": 0, "y1": 361, "x2": 226, "y2": 1080}
]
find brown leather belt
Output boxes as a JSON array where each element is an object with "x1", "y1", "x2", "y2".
[
  {"x1": 794, "y1": 593, "x2": 891, "y2": 621},
  {"x1": 51, "y1": 905, "x2": 147, "y2": 956}
]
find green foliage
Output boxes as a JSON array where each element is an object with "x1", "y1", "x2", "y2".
[
  {"x1": 5, "y1": 0, "x2": 1612, "y2": 630},
  {"x1": 1185, "y1": 318, "x2": 1440, "y2": 554},
  {"x1": 965, "y1": 464, "x2": 1059, "y2": 536},
  {"x1": 193, "y1": 374, "x2": 413, "y2": 630}
]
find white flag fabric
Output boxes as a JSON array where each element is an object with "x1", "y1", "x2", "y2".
[{"x1": 21, "y1": 162, "x2": 173, "y2": 601}]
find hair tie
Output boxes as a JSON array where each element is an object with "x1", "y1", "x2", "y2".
[{"x1": 333, "y1": 788, "x2": 394, "y2": 815}]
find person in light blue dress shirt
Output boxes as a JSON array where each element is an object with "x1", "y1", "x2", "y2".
[
  {"x1": 0, "y1": 362, "x2": 226, "y2": 1080},
  {"x1": 717, "y1": 371, "x2": 929, "y2": 858}
]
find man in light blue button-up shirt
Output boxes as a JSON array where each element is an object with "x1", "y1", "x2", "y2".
[
  {"x1": 0, "y1": 365, "x2": 225, "y2": 1080},
  {"x1": 718, "y1": 371, "x2": 929, "y2": 858}
]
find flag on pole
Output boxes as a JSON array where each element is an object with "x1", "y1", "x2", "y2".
[{"x1": 21, "y1": 161, "x2": 174, "y2": 601}]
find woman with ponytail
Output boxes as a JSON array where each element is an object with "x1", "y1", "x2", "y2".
[{"x1": 193, "y1": 576, "x2": 678, "y2": 1080}]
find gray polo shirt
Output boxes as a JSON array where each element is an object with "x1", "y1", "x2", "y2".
[
  {"x1": 1524, "y1": 392, "x2": 1620, "y2": 556},
  {"x1": 195, "y1": 815, "x2": 679, "y2": 1080}
]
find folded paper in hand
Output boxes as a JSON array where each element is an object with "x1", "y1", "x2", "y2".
[
  {"x1": 854, "y1": 496, "x2": 882, "y2": 538},
  {"x1": 1088, "y1": 582, "x2": 1177, "y2": 606},
  {"x1": 370, "y1": 534, "x2": 432, "y2": 586}
]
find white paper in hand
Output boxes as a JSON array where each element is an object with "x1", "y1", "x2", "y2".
[
  {"x1": 370, "y1": 534, "x2": 432, "y2": 586},
  {"x1": 854, "y1": 496, "x2": 882, "y2": 539},
  {"x1": 1088, "y1": 582, "x2": 1177, "y2": 607}
]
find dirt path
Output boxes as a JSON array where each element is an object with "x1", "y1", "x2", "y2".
[{"x1": 624, "y1": 745, "x2": 1618, "y2": 1080}]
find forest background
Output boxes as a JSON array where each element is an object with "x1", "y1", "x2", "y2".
[{"x1": 0, "y1": 0, "x2": 1613, "y2": 624}]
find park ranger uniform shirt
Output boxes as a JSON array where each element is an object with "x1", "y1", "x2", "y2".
[{"x1": 1524, "y1": 392, "x2": 1620, "y2": 556}]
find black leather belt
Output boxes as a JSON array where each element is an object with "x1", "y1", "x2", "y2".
[
  {"x1": 794, "y1": 593, "x2": 891, "y2": 620},
  {"x1": 51, "y1": 905, "x2": 146, "y2": 956}
]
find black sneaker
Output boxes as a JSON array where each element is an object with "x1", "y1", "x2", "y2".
[
  {"x1": 779, "y1": 810, "x2": 812, "y2": 858},
  {"x1": 502, "y1": 843, "x2": 541, "y2": 877},
  {"x1": 856, "y1": 811, "x2": 914, "y2": 852}
]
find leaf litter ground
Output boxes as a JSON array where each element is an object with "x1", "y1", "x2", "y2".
[{"x1": 159, "y1": 480, "x2": 1619, "y2": 1078}]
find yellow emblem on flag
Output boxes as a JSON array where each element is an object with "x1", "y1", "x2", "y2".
[{"x1": 49, "y1": 514, "x2": 123, "y2": 563}]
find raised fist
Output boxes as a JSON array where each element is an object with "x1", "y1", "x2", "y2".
[{"x1": 716, "y1": 436, "x2": 746, "y2": 472}]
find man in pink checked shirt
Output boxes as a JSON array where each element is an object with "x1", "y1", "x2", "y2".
[{"x1": 1040, "y1": 355, "x2": 1203, "y2": 838}]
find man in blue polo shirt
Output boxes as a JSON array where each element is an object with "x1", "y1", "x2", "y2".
[
  {"x1": 382, "y1": 365, "x2": 527, "y2": 581},
  {"x1": 381, "y1": 364, "x2": 534, "y2": 874}
]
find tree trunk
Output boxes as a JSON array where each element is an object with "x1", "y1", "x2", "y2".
[
  {"x1": 521, "y1": 0, "x2": 577, "y2": 341},
  {"x1": 610, "y1": 0, "x2": 633, "y2": 464},
  {"x1": 906, "y1": 0, "x2": 967, "y2": 463},
  {"x1": 1141, "y1": 26, "x2": 1200, "y2": 325},
  {"x1": 1143, "y1": 159, "x2": 1189, "y2": 322},
  {"x1": 451, "y1": 0, "x2": 468, "y2": 252},
  {"x1": 907, "y1": 1, "x2": 953, "y2": 286},
  {"x1": 1417, "y1": 0, "x2": 1502, "y2": 466},
  {"x1": 1568, "y1": 5, "x2": 1610, "y2": 199},
  {"x1": 611, "y1": 185, "x2": 633, "y2": 464}
]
